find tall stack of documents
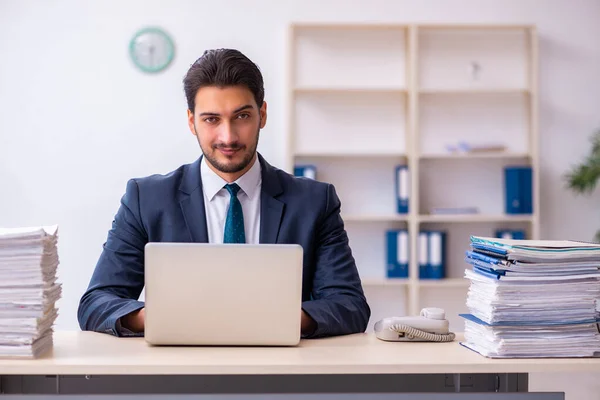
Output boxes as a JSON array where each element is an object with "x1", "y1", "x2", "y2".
[
  {"x1": 0, "y1": 226, "x2": 61, "y2": 358},
  {"x1": 460, "y1": 235, "x2": 600, "y2": 358}
]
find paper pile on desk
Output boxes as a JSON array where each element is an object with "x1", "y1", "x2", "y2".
[
  {"x1": 460, "y1": 236, "x2": 600, "y2": 358},
  {"x1": 0, "y1": 225, "x2": 61, "y2": 358}
]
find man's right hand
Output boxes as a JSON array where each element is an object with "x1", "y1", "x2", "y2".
[{"x1": 121, "y1": 308, "x2": 145, "y2": 333}]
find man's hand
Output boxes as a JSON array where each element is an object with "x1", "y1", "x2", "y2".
[
  {"x1": 301, "y1": 310, "x2": 317, "y2": 336},
  {"x1": 121, "y1": 308, "x2": 145, "y2": 333}
]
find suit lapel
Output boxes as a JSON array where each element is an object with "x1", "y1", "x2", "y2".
[
  {"x1": 260, "y1": 193, "x2": 284, "y2": 244},
  {"x1": 179, "y1": 157, "x2": 209, "y2": 243},
  {"x1": 178, "y1": 154, "x2": 284, "y2": 244},
  {"x1": 258, "y1": 154, "x2": 285, "y2": 244}
]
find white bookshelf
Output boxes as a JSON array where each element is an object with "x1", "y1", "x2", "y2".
[{"x1": 287, "y1": 23, "x2": 539, "y2": 331}]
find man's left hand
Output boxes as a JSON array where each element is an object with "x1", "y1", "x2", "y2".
[{"x1": 301, "y1": 310, "x2": 317, "y2": 336}]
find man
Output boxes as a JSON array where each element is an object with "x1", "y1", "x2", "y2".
[{"x1": 77, "y1": 48, "x2": 370, "y2": 338}]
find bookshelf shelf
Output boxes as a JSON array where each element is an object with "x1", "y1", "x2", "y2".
[
  {"x1": 419, "y1": 152, "x2": 531, "y2": 160},
  {"x1": 288, "y1": 23, "x2": 539, "y2": 328},
  {"x1": 295, "y1": 152, "x2": 407, "y2": 158},
  {"x1": 343, "y1": 214, "x2": 409, "y2": 223},
  {"x1": 362, "y1": 278, "x2": 410, "y2": 287},
  {"x1": 292, "y1": 23, "x2": 409, "y2": 30},
  {"x1": 418, "y1": 278, "x2": 469, "y2": 288},
  {"x1": 417, "y1": 24, "x2": 534, "y2": 31},
  {"x1": 419, "y1": 214, "x2": 535, "y2": 223},
  {"x1": 294, "y1": 87, "x2": 407, "y2": 94},
  {"x1": 419, "y1": 89, "x2": 529, "y2": 95}
]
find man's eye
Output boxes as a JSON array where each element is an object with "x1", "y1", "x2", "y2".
[
  {"x1": 237, "y1": 113, "x2": 250, "y2": 120},
  {"x1": 204, "y1": 117, "x2": 218, "y2": 124}
]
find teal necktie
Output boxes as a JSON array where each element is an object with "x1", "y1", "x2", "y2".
[{"x1": 223, "y1": 183, "x2": 246, "y2": 243}]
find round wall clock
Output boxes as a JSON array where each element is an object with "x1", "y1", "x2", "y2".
[{"x1": 129, "y1": 27, "x2": 175, "y2": 73}]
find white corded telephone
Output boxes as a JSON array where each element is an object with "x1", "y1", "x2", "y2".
[{"x1": 374, "y1": 307, "x2": 456, "y2": 342}]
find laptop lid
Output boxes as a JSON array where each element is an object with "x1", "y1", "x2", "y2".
[{"x1": 144, "y1": 243, "x2": 303, "y2": 346}]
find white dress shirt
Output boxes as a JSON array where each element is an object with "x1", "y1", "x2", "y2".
[{"x1": 200, "y1": 156, "x2": 262, "y2": 244}]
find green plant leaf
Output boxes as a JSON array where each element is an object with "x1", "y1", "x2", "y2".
[{"x1": 565, "y1": 130, "x2": 600, "y2": 195}]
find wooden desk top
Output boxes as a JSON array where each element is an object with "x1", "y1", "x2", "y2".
[{"x1": 1, "y1": 331, "x2": 599, "y2": 375}]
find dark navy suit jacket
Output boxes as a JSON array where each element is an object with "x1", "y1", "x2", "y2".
[{"x1": 77, "y1": 153, "x2": 370, "y2": 338}]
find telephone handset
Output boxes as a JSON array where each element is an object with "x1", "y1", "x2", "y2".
[{"x1": 374, "y1": 307, "x2": 456, "y2": 342}]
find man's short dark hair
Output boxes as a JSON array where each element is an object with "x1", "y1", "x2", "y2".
[{"x1": 183, "y1": 49, "x2": 265, "y2": 113}]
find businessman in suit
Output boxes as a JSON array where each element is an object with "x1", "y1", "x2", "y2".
[{"x1": 78, "y1": 48, "x2": 370, "y2": 338}]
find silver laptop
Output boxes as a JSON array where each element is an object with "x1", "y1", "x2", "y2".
[{"x1": 144, "y1": 243, "x2": 303, "y2": 346}]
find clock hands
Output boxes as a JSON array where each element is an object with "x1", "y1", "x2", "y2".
[{"x1": 148, "y1": 44, "x2": 155, "y2": 68}]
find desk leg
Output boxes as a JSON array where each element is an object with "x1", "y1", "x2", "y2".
[
  {"x1": 494, "y1": 373, "x2": 528, "y2": 392},
  {"x1": 453, "y1": 374, "x2": 461, "y2": 393},
  {"x1": 502, "y1": 373, "x2": 509, "y2": 393}
]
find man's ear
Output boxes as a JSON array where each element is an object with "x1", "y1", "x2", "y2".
[
  {"x1": 187, "y1": 109, "x2": 197, "y2": 136},
  {"x1": 259, "y1": 101, "x2": 267, "y2": 129}
]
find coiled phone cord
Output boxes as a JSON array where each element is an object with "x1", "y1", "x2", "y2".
[{"x1": 389, "y1": 324, "x2": 456, "y2": 342}]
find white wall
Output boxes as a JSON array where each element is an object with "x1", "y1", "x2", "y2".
[{"x1": 1, "y1": 0, "x2": 600, "y2": 398}]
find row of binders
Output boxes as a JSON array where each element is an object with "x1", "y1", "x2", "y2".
[
  {"x1": 386, "y1": 230, "x2": 526, "y2": 279},
  {"x1": 0, "y1": 226, "x2": 61, "y2": 359},
  {"x1": 460, "y1": 235, "x2": 600, "y2": 358},
  {"x1": 386, "y1": 230, "x2": 445, "y2": 279},
  {"x1": 295, "y1": 164, "x2": 533, "y2": 215}
]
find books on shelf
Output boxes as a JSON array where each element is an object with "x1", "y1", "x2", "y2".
[
  {"x1": 0, "y1": 225, "x2": 62, "y2": 359},
  {"x1": 386, "y1": 230, "x2": 408, "y2": 278},
  {"x1": 419, "y1": 231, "x2": 447, "y2": 279},
  {"x1": 428, "y1": 231, "x2": 447, "y2": 279},
  {"x1": 294, "y1": 164, "x2": 317, "y2": 180},
  {"x1": 461, "y1": 235, "x2": 600, "y2": 358},
  {"x1": 395, "y1": 165, "x2": 409, "y2": 214},
  {"x1": 495, "y1": 229, "x2": 526, "y2": 240},
  {"x1": 415, "y1": 230, "x2": 448, "y2": 279},
  {"x1": 504, "y1": 166, "x2": 532, "y2": 214},
  {"x1": 386, "y1": 230, "x2": 447, "y2": 279},
  {"x1": 418, "y1": 231, "x2": 428, "y2": 279},
  {"x1": 446, "y1": 141, "x2": 507, "y2": 154}
]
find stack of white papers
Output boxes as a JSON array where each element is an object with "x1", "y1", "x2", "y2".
[
  {"x1": 0, "y1": 225, "x2": 61, "y2": 358},
  {"x1": 463, "y1": 316, "x2": 600, "y2": 358},
  {"x1": 461, "y1": 236, "x2": 600, "y2": 358}
]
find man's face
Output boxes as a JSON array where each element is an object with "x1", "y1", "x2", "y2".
[{"x1": 187, "y1": 85, "x2": 267, "y2": 177}]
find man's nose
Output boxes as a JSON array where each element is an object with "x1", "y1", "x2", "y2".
[{"x1": 218, "y1": 121, "x2": 238, "y2": 144}]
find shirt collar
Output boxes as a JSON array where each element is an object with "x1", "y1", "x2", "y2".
[{"x1": 200, "y1": 155, "x2": 262, "y2": 201}]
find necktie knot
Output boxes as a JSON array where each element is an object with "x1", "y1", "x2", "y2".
[{"x1": 225, "y1": 183, "x2": 241, "y2": 197}]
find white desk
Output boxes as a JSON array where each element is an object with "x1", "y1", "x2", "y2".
[
  {"x1": 1, "y1": 331, "x2": 599, "y2": 376},
  {"x1": 0, "y1": 331, "x2": 597, "y2": 397}
]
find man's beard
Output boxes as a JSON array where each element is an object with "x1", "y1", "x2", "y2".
[{"x1": 197, "y1": 124, "x2": 260, "y2": 174}]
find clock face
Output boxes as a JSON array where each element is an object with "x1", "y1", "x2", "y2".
[{"x1": 129, "y1": 27, "x2": 175, "y2": 73}]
